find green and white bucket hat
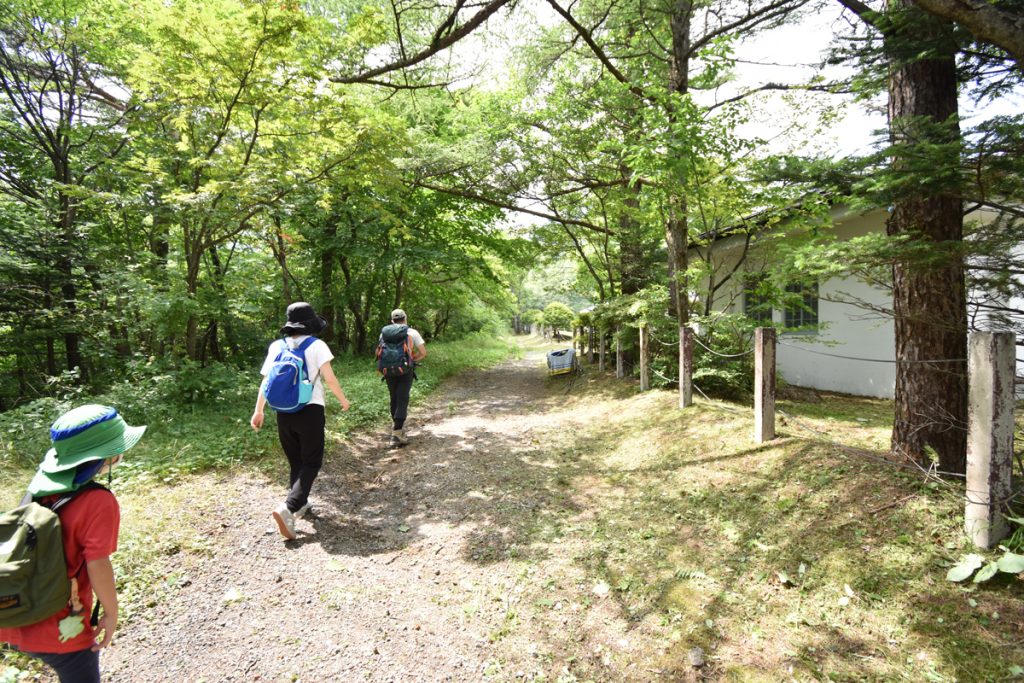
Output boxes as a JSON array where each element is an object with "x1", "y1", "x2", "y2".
[{"x1": 27, "y1": 404, "x2": 146, "y2": 496}]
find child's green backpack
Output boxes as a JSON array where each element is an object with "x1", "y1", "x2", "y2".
[{"x1": 0, "y1": 483, "x2": 101, "y2": 627}]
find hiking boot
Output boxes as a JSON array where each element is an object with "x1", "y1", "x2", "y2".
[
  {"x1": 391, "y1": 428, "x2": 409, "y2": 447},
  {"x1": 294, "y1": 502, "x2": 313, "y2": 520},
  {"x1": 272, "y1": 503, "x2": 297, "y2": 540}
]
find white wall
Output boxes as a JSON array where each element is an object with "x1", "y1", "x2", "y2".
[
  {"x1": 776, "y1": 273, "x2": 896, "y2": 398},
  {"x1": 774, "y1": 209, "x2": 896, "y2": 397},
  {"x1": 696, "y1": 205, "x2": 1021, "y2": 398}
]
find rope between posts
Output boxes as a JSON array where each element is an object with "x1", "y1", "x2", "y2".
[
  {"x1": 688, "y1": 385, "x2": 753, "y2": 417},
  {"x1": 692, "y1": 335, "x2": 755, "y2": 359},
  {"x1": 645, "y1": 330, "x2": 677, "y2": 348},
  {"x1": 777, "y1": 340, "x2": 966, "y2": 365},
  {"x1": 627, "y1": 327, "x2": 1019, "y2": 507},
  {"x1": 675, "y1": 380, "x2": 1021, "y2": 507},
  {"x1": 652, "y1": 368, "x2": 676, "y2": 384}
]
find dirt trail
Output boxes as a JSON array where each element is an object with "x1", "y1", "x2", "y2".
[{"x1": 101, "y1": 342, "x2": 669, "y2": 683}]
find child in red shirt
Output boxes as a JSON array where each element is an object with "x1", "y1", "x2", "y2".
[{"x1": 0, "y1": 405, "x2": 145, "y2": 683}]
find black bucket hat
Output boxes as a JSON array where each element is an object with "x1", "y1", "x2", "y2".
[{"x1": 280, "y1": 302, "x2": 327, "y2": 336}]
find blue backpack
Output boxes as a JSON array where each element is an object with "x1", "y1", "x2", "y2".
[{"x1": 263, "y1": 337, "x2": 319, "y2": 413}]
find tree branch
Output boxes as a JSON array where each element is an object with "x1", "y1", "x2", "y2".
[
  {"x1": 544, "y1": 0, "x2": 650, "y2": 101},
  {"x1": 415, "y1": 180, "x2": 616, "y2": 235},
  {"x1": 911, "y1": 0, "x2": 1024, "y2": 66},
  {"x1": 330, "y1": 0, "x2": 513, "y2": 84},
  {"x1": 707, "y1": 81, "x2": 853, "y2": 110}
]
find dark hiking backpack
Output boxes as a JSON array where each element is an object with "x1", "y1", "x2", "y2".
[
  {"x1": 0, "y1": 482, "x2": 106, "y2": 628},
  {"x1": 376, "y1": 324, "x2": 413, "y2": 378},
  {"x1": 263, "y1": 337, "x2": 319, "y2": 413}
]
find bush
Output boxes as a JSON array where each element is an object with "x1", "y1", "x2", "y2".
[
  {"x1": 542, "y1": 302, "x2": 575, "y2": 338},
  {"x1": 690, "y1": 313, "x2": 758, "y2": 400}
]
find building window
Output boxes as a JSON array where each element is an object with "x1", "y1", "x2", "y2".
[
  {"x1": 784, "y1": 281, "x2": 819, "y2": 329},
  {"x1": 743, "y1": 274, "x2": 773, "y2": 324}
]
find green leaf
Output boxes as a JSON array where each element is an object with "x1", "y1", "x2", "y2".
[
  {"x1": 974, "y1": 561, "x2": 999, "y2": 583},
  {"x1": 57, "y1": 614, "x2": 86, "y2": 642},
  {"x1": 996, "y1": 552, "x2": 1024, "y2": 574},
  {"x1": 946, "y1": 554, "x2": 984, "y2": 582}
]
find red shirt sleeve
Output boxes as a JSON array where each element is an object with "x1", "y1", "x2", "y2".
[{"x1": 70, "y1": 488, "x2": 120, "y2": 563}]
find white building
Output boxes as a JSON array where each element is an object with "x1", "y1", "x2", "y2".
[{"x1": 695, "y1": 205, "x2": 1020, "y2": 398}]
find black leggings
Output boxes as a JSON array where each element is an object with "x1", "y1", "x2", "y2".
[
  {"x1": 276, "y1": 403, "x2": 325, "y2": 512},
  {"x1": 26, "y1": 649, "x2": 99, "y2": 683},
  {"x1": 386, "y1": 373, "x2": 414, "y2": 430}
]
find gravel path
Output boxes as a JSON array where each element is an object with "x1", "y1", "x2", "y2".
[{"x1": 98, "y1": 347, "x2": 669, "y2": 682}]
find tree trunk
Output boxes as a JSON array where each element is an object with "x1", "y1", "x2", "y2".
[
  {"x1": 320, "y1": 219, "x2": 336, "y2": 344},
  {"x1": 667, "y1": 0, "x2": 692, "y2": 409},
  {"x1": 43, "y1": 287, "x2": 58, "y2": 376},
  {"x1": 208, "y1": 245, "x2": 238, "y2": 358},
  {"x1": 393, "y1": 265, "x2": 405, "y2": 310},
  {"x1": 335, "y1": 305, "x2": 349, "y2": 353},
  {"x1": 56, "y1": 188, "x2": 84, "y2": 377},
  {"x1": 274, "y1": 221, "x2": 293, "y2": 304},
  {"x1": 887, "y1": 0, "x2": 967, "y2": 472}
]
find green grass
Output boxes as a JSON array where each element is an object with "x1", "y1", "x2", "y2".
[{"x1": 458, "y1": 371, "x2": 1024, "y2": 682}]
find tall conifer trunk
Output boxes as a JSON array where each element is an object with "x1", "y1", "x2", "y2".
[
  {"x1": 667, "y1": 0, "x2": 692, "y2": 407},
  {"x1": 886, "y1": 0, "x2": 967, "y2": 472}
]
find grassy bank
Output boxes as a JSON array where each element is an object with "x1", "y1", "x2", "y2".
[{"x1": 466, "y1": 370, "x2": 1024, "y2": 681}]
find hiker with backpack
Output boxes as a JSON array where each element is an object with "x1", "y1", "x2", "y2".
[
  {"x1": 0, "y1": 404, "x2": 146, "y2": 683},
  {"x1": 250, "y1": 302, "x2": 350, "y2": 541},
  {"x1": 376, "y1": 308, "x2": 427, "y2": 447}
]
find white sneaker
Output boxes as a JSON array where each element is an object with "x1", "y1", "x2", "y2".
[
  {"x1": 272, "y1": 503, "x2": 296, "y2": 540},
  {"x1": 294, "y1": 502, "x2": 312, "y2": 519}
]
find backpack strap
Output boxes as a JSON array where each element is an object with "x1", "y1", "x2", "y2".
[
  {"x1": 295, "y1": 336, "x2": 320, "y2": 384},
  {"x1": 48, "y1": 481, "x2": 109, "y2": 513},
  {"x1": 19, "y1": 480, "x2": 107, "y2": 509}
]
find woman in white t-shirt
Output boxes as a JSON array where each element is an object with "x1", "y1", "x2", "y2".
[{"x1": 250, "y1": 302, "x2": 350, "y2": 540}]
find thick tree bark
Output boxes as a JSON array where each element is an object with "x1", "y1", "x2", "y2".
[
  {"x1": 57, "y1": 195, "x2": 84, "y2": 377},
  {"x1": 887, "y1": 0, "x2": 968, "y2": 472},
  {"x1": 618, "y1": 186, "x2": 646, "y2": 297},
  {"x1": 667, "y1": 0, "x2": 693, "y2": 407},
  {"x1": 910, "y1": 0, "x2": 1024, "y2": 65}
]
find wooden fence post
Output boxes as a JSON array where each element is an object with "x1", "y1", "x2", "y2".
[
  {"x1": 589, "y1": 327, "x2": 596, "y2": 364},
  {"x1": 616, "y1": 325, "x2": 625, "y2": 379},
  {"x1": 965, "y1": 331, "x2": 1015, "y2": 549},
  {"x1": 680, "y1": 326, "x2": 693, "y2": 408},
  {"x1": 754, "y1": 327, "x2": 776, "y2": 442},
  {"x1": 639, "y1": 325, "x2": 650, "y2": 392},
  {"x1": 599, "y1": 329, "x2": 606, "y2": 372}
]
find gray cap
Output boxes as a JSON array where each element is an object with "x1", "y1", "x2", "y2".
[{"x1": 391, "y1": 308, "x2": 407, "y2": 321}]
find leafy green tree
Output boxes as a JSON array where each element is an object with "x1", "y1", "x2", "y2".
[{"x1": 542, "y1": 301, "x2": 575, "y2": 338}]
